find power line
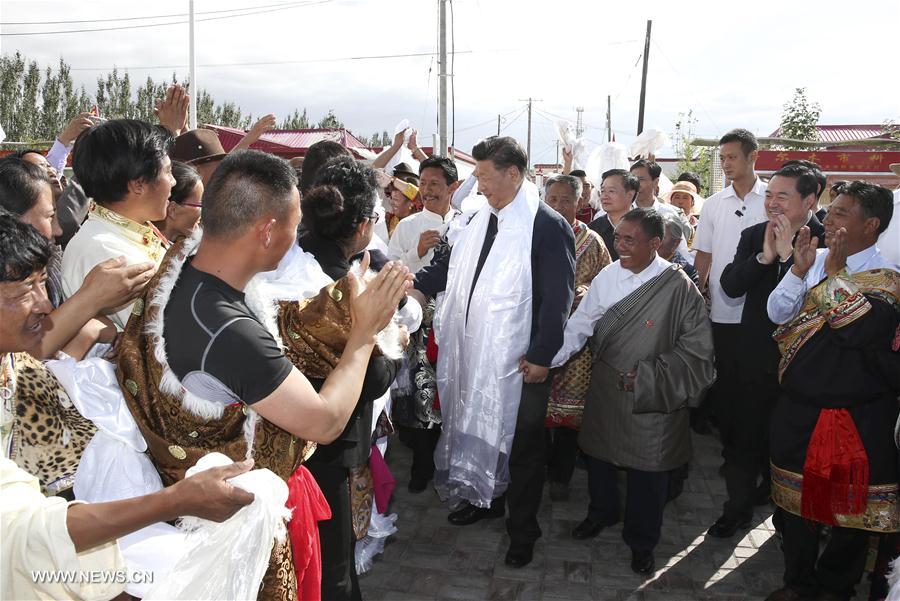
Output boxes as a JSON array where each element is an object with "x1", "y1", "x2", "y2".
[
  {"x1": 0, "y1": 1, "x2": 329, "y2": 36},
  {"x1": 1, "y1": 2, "x2": 308, "y2": 25},
  {"x1": 456, "y1": 108, "x2": 520, "y2": 134},
  {"x1": 67, "y1": 49, "x2": 474, "y2": 72},
  {"x1": 650, "y1": 39, "x2": 722, "y2": 133}
]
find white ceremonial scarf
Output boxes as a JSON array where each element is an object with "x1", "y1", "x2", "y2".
[{"x1": 433, "y1": 179, "x2": 538, "y2": 508}]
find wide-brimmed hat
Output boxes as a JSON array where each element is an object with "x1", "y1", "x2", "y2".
[
  {"x1": 663, "y1": 181, "x2": 704, "y2": 214},
  {"x1": 890, "y1": 163, "x2": 900, "y2": 176},
  {"x1": 392, "y1": 162, "x2": 419, "y2": 183},
  {"x1": 172, "y1": 129, "x2": 227, "y2": 165}
]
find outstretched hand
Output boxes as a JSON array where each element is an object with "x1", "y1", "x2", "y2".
[
  {"x1": 155, "y1": 84, "x2": 190, "y2": 136},
  {"x1": 790, "y1": 226, "x2": 818, "y2": 278},
  {"x1": 349, "y1": 255, "x2": 413, "y2": 337},
  {"x1": 824, "y1": 227, "x2": 848, "y2": 277},
  {"x1": 174, "y1": 458, "x2": 256, "y2": 522}
]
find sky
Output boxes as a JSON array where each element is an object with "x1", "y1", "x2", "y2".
[{"x1": 2, "y1": 0, "x2": 899, "y2": 166}]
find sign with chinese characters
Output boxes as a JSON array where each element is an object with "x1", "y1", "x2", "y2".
[{"x1": 756, "y1": 150, "x2": 900, "y2": 172}]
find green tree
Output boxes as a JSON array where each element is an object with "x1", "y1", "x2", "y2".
[
  {"x1": 672, "y1": 110, "x2": 710, "y2": 195},
  {"x1": 281, "y1": 108, "x2": 310, "y2": 129},
  {"x1": 317, "y1": 109, "x2": 344, "y2": 129},
  {"x1": 778, "y1": 87, "x2": 821, "y2": 149}
]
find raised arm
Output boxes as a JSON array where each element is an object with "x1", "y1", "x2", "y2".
[
  {"x1": 767, "y1": 225, "x2": 819, "y2": 324},
  {"x1": 372, "y1": 129, "x2": 407, "y2": 170},
  {"x1": 232, "y1": 114, "x2": 277, "y2": 152},
  {"x1": 253, "y1": 258, "x2": 412, "y2": 443},
  {"x1": 36, "y1": 257, "x2": 155, "y2": 359}
]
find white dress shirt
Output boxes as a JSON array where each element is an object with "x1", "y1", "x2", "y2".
[
  {"x1": 388, "y1": 206, "x2": 458, "y2": 274},
  {"x1": 552, "y1": 255, "x2": 672, "y2": 367},
  {"x1": 693, "y1": 177, "x2": 768, "y2": 323},
  {"x1": 766, "y1": 244, "x2": 897, "y2": 325},
  {"x1": 877, "y1": 188, "x2": 900, "y2": 267},
  {"x1": 45, "y1": 139, "x2": 72, "y2": 175},
  {"x1": 61, "y1": 204, "x2": 167, "y2": 330}
]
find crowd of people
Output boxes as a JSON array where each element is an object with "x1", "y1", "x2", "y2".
[{"x1": 1, "y1": 85, "x2": 899, "y2": 601}]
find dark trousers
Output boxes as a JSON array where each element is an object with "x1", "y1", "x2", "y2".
[
  {"x1": 778, "y1": 508, "x2": 870, "y2": 600},
  {"x1": 586, "y1": 457, "x2": 670, "y2": 552},
  {"x1": 546, "y1": 426, "x2": 579, "y2": 485},
  {"x1": 504, "y1": 380, "x2": 551, "y2": 547},
  {"x1": 721, "y1": 372, "x2": 778, "y2": 520},
  {"x1": 399, "y1": 424, "x2": 441, "y2": 483},
  {"x1": 305, "y1": 459, "x2": 361, "y2": 601},
  {"x1": 710, "y1": 323, "x2": 742, "y2": 454}
]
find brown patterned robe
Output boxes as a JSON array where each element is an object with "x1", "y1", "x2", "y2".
[
  {"x1": 546, "y1": 221, "x2": 611, "y2": 429},
  {"x1": 117, "y1": 239, "x2": 309, "y2": 601}
]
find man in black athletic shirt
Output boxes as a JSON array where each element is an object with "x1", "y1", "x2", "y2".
[{"x1": 162, "y1": 149, "x2": 413, "y2": 441}]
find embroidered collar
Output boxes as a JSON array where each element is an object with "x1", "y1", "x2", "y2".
[{"x1": 89, "y1": 203, "x2": 168, "y2": 261}]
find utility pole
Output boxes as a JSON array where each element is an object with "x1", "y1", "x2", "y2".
[
  {"x1": 518, "y1": 97, "x2": 541, "y2": 170},
  {"x1": 497, "y1": 114, "x2": 501, "y2": 135},
  {"x1": 606, "y1": 95, "x2": 612, "y2": 142},
  {"x1": 636, "y1": 19, "x2": 652, "y2": 135},
  {"x1": 575, "y1": 106, "x2": 584, "y2": 138},
  {"x1": 188, "y1": 0, "x2": 197, "y2": 129},
  {"x1": 437, "y1": 0, "x2": 448, "y2": 157}
]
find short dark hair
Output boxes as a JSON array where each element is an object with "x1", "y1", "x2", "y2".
[
  {"x1": 719, "y1": 128, "x2": 759, "y2": 156},
  {"x1": 831, "y1": 180, "x2": 849, "y2": 196},
  {"x1": 677, "y1": 171, "x2": 702, "y2": 193},
  {"x1": 629, "y1": 159, "x2": 661, "y2": 180},
  {"x1": 544, "y1": 174, "x2": 582, "y2": 199},
  {"x1": 72, "y1": 119, "x2": 173, "y2": 205},
  {"x1": 781, "y1": 159, "x2": 826, "y2": 197},
  {"x1": 471, "y1": 136, "x2": 527, "y2": 174},
  {"x1": 839, "y1": 181, "x2": 894, "y2": 235},
  {"x1": 168, "y1": 161, "x2": 202, "y2": 204},
  {"x1": 771, "y1": 164, "x2": 821, "y2": 199},
  {"x1": 8, "y1": 149, "x2": 47, "y2": 161},
  {"x1": 0, "y1": 158, "x2": 52, "y2": 215},
  {"x1": 302, "y1": 155, "x2": 378, "y2": 246},
  {"x1": 0, "y1": 209, "x2": 52, "y2": 282},
  {"x1": 298, "y1": 141, "x2": 351, "y2": 195},
  {"x1": 601, "y1": 168, "x2": 640, "y2": 203},
  {"x1": 569, "y1": 169, "x2": 587, "y2": 178},
  {"x1": 419, "y1": 156, "x2": 458, "y2": 184},
  {"x1": 620, "y1": 207, "x2": 665, "y2": 240},
  {"x1": 201, "y1": 150, "x2": 298, "y2": 239}
]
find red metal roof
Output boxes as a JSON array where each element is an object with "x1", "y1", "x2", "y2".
[
  {"x1": 768, "y1": 124, "x2": 889, "y2": 143},
  {"x1": 204, "y1": 125, "x2": 369, "y2": 156}
]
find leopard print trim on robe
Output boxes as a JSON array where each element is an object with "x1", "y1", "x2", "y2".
[{"x1": 11, "y1": 352, "x2": 97, "y2": 496}]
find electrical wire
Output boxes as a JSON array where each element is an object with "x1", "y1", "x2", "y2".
[
  {"x1": 68, "y1": 50, "x2": 474, "y2": 72},
  {"x1": 650, "y1": 39, "x2": 721, "y2": 133},
  {"x1": 0, "y1": 1, "x2": 329, "y2": 36},
  {"x1": 1, "y1": 2, "x2": 309, "y2": 25}
]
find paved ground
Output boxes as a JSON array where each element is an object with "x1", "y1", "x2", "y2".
[{"x1": 359, "y1": 431, "x2": 874, "y2": 601}]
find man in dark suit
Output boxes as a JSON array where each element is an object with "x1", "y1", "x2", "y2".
[{"x1": 709, "y1": 163, "x2": 826, "y2": 537}]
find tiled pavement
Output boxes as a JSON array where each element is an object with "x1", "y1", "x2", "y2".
[{"x1": 359, "y1": 431, "x2": 873, "y2": 601}]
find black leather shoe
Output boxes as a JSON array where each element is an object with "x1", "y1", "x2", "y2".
[
  {"x1": 407, "y1": 478, "x2": 428, "y2": 494},
  {"x1": 630, "y1": 549, "x2": 655, "y2": 576},
  {"x1": 707, "y1": 514, "x2": 752, "y2": 538},
  {"x1": 764, "y1": 586, "x2": 817, "y2": 601},
  {"x1": 504, "y1": 542, "x2": 534, "y2": 568},
  {"x1": 447, "y1": 501, "x2": 504, "y2": 526},
  {"x1": 571, "y1": 518, "x2": 613, "y2": 540}
]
